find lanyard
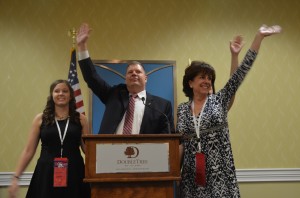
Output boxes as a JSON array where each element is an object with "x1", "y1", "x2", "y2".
[
  {"x1": 191, "y1": 98, "x2": 207, "y2": 152},
  {"x1": 55, "y1": 118, "x2": 70, "y2": 158}
]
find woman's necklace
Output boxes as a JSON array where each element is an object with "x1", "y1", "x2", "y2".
[
  {"x1": 192, "y1": 98, "x2": 206, "y2": 115},
  {"x1": 55, "y1": 113, "x2": 69, "y2": 120}
]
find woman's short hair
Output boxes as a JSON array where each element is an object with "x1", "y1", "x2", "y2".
[{"x1": 182, "y1": 61, "x2": 216, "y2": 99}]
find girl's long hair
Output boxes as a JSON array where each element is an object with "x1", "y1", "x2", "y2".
[{"x1": 42, "y1": 79, "x2": 80, "y2": 126}]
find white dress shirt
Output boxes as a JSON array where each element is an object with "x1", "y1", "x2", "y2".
[
  {"x1": 78, "y1": 50, "x2": 89, "y2": 60},
  {"x1": 116, "y1": 91, "x2": 146, "y2": 134}
]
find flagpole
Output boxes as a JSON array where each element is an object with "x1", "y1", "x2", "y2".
[{"x1": 67, "y1": 27, "x2": 86, "y2": 115}]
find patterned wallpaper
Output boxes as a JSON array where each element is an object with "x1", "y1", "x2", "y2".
[{"x1": 1, "y1": 0, "x2": 300, "y2": 174}]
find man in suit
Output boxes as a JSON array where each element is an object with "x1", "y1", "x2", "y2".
[{"x1": 76, "y1": 23, "x2": 175, "y2": 134}]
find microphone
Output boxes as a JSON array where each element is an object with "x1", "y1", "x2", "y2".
[{"x1": 141, "y1": 97, "x2": 171, "y2": 134}]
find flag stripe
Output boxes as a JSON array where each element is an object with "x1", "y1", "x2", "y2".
[
  {"x1": 71, "y1": 83, "x2": 80, "y2": 91},
  {"x1": 74, "y1": 89, "x2": 82, "y2": 97},
  {"x1": 76, "y1": 106, "x2": 85, "y2": 114},
  {"x1": 75, "y1": 95, "x2": 83, "y2": 102},
  {"x1": 76, "y1": 100, "x2": 84, "y2": 108}
]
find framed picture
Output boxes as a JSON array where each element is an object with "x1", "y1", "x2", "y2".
[{"x1": 89, "y1": 60, "x2": 177, "y2": 134}]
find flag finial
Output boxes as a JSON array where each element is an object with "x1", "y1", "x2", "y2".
[{"x1": 68, "y1": 27, "x2": 77, "y2": 48}]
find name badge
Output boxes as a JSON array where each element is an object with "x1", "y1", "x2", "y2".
[
  {"x1": 53, "y1": 157, "x2": 68, "y2": 187},
  {"x1": 195, "y1": 152, "x2": 206, "y2": 187}
]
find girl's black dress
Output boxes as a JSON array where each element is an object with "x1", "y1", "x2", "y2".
[{"x1": 26, "y1": 119, "x2": 90, "y2": 198}]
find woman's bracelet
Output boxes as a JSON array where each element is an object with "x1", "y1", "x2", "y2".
[{"x1": 13, "y1": 175, "x2": 20, "y2": 180}]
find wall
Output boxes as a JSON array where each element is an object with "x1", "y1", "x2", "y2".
[{"x1": 1, "y1": 0, "x2": 299, "y2": 197}]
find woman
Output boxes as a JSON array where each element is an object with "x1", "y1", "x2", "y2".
[
  {"x1": 177, "y1": 25, "x2": 281, "y2": 197},
  {"x1": 8, "y1": 80, "x2": 91, "y2": 198}
]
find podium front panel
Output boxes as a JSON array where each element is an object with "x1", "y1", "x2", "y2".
[{"x1": 83, "y1": 134, "x2": 181, "y2": 183}]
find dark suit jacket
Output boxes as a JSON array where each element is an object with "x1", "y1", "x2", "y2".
[{"x1": 78, "y1": 58, "x2": 175, "y2": 134}]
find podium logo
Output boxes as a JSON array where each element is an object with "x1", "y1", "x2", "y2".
[{"x1": 124, "y1": 146, "x2": 139, "y2": 158}]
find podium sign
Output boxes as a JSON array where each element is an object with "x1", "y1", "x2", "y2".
[{"x1": 96, "y1": 143, "x2": 169, "y2": 173}]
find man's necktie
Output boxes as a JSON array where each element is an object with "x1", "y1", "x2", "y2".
[{"x1": 123, "y1": 95, "x2": 137, "y2": 134}]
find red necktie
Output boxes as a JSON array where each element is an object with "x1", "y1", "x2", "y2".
[{"x1": 123, "y1": 95, "x2": 136, "y2": 134}]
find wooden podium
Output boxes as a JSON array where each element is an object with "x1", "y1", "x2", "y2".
[{"x1": 82, "y1": 134, "x2": 181, "y2": 198}]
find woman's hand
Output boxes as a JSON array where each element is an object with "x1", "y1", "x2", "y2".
[
  {"x1": 230, "y1": 35, "x2": 244, "y2": 55},
  {"x1": 259, "y1": 24, "x2": 282, "y2": 37},
  {"x1": 251, "y1": 24, "x2": 282, "y2": 52}
]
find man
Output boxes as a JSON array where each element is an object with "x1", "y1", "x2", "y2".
[{"x1": 76, "y1": 23, "x2": 175, "y2": 134}]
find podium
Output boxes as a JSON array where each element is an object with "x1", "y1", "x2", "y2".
[{"x1": 82, "y1": 134, "x2": 181, "y2": 198}]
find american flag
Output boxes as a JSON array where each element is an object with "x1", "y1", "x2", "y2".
[{"x1": 68, "y1": 48, "x2": 85, "y2": 114}]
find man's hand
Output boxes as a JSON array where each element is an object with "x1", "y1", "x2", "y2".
[{"x1": 76, "y1": 23, "x2": 92, "y2": 51}]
